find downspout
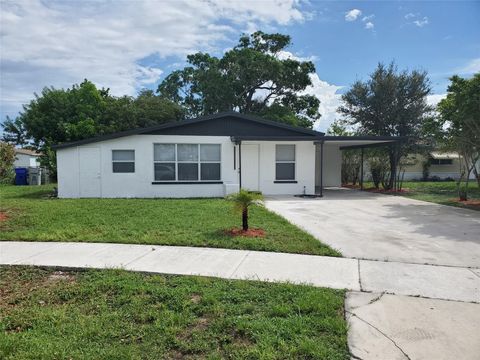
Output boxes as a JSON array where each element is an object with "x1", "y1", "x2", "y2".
[{"x1": 237, "y1": 140, "x2": 242, "y2": 190}]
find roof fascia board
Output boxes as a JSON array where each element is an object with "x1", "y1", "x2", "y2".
[{"x1": 53, "y1": 111, "x2": 324, "y2": 150}]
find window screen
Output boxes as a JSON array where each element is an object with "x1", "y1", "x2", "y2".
[
  {"x1": 275, "y1": 145, "x2": 295, "y2": 180},
  {"x1": 112, "y1": 150, "x2": 135, "y2": 173},
  {"x1": 154, "y1": 144, "x2": 221, "y2": 182}
]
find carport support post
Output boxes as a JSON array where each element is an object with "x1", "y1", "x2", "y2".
[
  {"x1": 360, "y1": 148, "x2": 364, "y2": 191},
  {"x1": 319, "y1": 140, "x2": 324, "y2": 197}
]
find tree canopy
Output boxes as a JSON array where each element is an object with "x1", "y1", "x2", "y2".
[
  {"x1": 157, "y1": 31, "x2": 320, "y2": 128},
  {"x1": 435, "y1": 74, "x2": 480, "y2": 188},
  {"x1": 2, "y1": 80, "x2": 183, "y2": 176},
  {"x1": 338, "y1": 62, "x2": 432, "y2": 189}
]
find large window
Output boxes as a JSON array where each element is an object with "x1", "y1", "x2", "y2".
[
  {"x1": 275, "y1": 144, "x2": 295, "y2": 181},
  {"x1": 112, "y1": 150, "x2": 135, "y2": 173},
  {"x1": 154, "y1": 144, "x2": 221, "y2": 182}
]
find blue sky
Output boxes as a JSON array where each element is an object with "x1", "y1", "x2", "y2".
[{"x1": 1, "y1": 0, "x2": 479, "y2": 131}]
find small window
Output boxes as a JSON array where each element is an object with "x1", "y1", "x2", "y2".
[
  {"x1": 430, "y1": 158, "x2": 453, "y2": 165},
  {"x1": 112, "y1": 150, "x2": 135, "y2": 173},
  {"x1": 276, "y1": 145, "x2": 295, "y2": 181}
]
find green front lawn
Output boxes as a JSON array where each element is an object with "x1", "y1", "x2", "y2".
[
  {"x1": 363, "y1": 181, "x2": 480, "y2": 210},
  {"x1": 0, "y1": 266, "x2": 349, "y2": 360},
  {"x1": 0, "y1": 185, "x2": 339, "y2": 256},
  {"x1": 400, "y1": 181, "x2": 480, "y2": 208}
]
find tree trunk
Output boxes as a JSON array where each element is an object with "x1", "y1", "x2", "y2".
[
  {"x1": 242, "y1": 207, "x2": 248, "y2": 231},
  {"x1": 387, "y1": 150, "x2": 395, "y2": 191}
]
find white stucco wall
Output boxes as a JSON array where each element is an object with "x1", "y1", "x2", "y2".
[
  {"x1": 14, "y1": 154, "x2": 39, "y2": 168},
  {"x1": 242, "y1": 141, "x2": 316, "y2": 195},
  {"x1": 315, "y1": 144, "x2": 342, "y2": 187},
  {"x1": 56, "y1": 135, "x2": 321, "y2": 198}
]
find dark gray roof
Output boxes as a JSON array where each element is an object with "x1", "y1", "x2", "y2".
[{"x1": 53, "y1": 111, "x2": 324, "y2": 150}]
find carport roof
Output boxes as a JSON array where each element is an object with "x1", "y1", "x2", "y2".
[{"x1": 322, "y1": 136, "x2": 405, "y2": 149}]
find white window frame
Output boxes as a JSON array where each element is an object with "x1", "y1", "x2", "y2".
[
  {"x1": 275, "y1": 144, "x2": 296, "y2": 181},
  {"x1": 112, "y1": 149, "x2": 135, "y2": 173},
  {"x1": 153, "y1": 143, "x2": 221, "y2": 182}
]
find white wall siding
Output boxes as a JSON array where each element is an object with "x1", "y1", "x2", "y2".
[
  {"x1": 56, "y1": 135, "x2": 321, "y2": 198},
  {"x1": 14, "y1": 154, "x2": 40, "y2": 168},
  {"x1": 57, "y1": 147, "x2": 80, "y2": 198},
  {"x1": 315, "y1": 144, "x2": 342, "y2": 187},
  {"x1": 243, "y1": 141, "x2": 316, "y2": 195},
  {"x1": 58, "y1": 135, "x2": 238, "y2": 198}
]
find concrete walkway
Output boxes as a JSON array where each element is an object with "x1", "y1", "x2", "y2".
[{"x1": 1, "y1": 241, "x2": 479, "y2": 303}]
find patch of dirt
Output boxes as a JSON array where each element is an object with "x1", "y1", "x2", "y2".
[
  {"x1": 177, "y1": 316, "x2": 211, "y2": 342},
  {"x1": 0, "y1": 211, "x2": 9, "y2": 222},
  {"x1": 225, "y1": 228, "x2": 265, "y2": 238},
  {"x1": 47, "y1": 271, "x2": 76, "y2": 283},
  {"x1": 0, "y1": 269, "x2": 77, "y2": 310},
  {"x1": 231, "y1": 329, "x2": 254, "y2": 347},
  {"x1": 190, "y1": 294, "x2": 202, "y2": 304}
]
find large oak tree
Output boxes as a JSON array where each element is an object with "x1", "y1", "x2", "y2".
[
  {"x1": 157, "y1": 31, "x2": 320, "y2": 128},
  {"x1": 2, "y1": 81, "x2": 183, "y2": 176}
]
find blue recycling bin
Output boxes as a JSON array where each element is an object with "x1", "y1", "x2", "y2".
[{"x1": 15, "y1": 168, "x2": 28, "y2": 185}]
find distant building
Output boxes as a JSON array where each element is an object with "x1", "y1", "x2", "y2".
[
  {"x1": 402, "y1": 152, "x2": 476, "y2": 180},
  {"x1": 14, "y1": 148, "x2": 41, "y2": 168}
]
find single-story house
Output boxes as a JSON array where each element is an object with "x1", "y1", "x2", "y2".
[
  {"x1": 14, "y1": 148, "x2": 41, "y2": 168},
  {"x1": 53, "y1": 112, "x2": 401, "y2": 198},
  {"x1": 401, "y1": 152, "x2": 476, "y2": 180}
]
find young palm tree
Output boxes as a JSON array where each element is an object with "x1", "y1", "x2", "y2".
[{"x1": 226, "y1": 189, "x2": 264, "y2": 231}]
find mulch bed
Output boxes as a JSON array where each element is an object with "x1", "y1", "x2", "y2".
[
  {"x1": 225, "y1": 228, "x2": 265, "y2": 238},
  {"x1": 449, "y1": 198, "x2": 480, "y2": 209},
  {"x1": 342, "y1": 184, "x2": 411, "y2": 194}
]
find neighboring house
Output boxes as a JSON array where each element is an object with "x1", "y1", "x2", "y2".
[
  {"x1": 53, "y1": 112, "x2": 401, "y2": 198},
  {"x1": 401, "y1": 152, "x2": 475, "y2": 180},
  {"x1": 14, "y1": 148, "x2": 41, "y2": 168}
]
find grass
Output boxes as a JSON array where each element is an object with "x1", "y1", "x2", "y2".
[
  {"x1": 0, "y1": 184, "x2": 339, "y2": 256},
  {"x1": 363, "y1": 180, "x2": 480, "y2": 210},
  {"x1": 0, "y1": 266, "x2": 349, "y2": 360}
]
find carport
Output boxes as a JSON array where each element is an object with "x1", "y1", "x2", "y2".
[{"x1": 315, "y1": 136, "x2": 404, "y2": 197}]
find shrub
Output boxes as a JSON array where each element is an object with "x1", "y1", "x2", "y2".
[{"x1": 0, "y1": 142, "x2": 16, "y2": 184}]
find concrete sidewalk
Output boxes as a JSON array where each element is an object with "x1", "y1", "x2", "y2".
[{"x1": 1, "y1": 241, "x2": 479, "y2": 303}]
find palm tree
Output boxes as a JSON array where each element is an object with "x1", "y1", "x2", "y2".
[{"x1": 226, "y1": 189, "x2": 264, "y2": 231}]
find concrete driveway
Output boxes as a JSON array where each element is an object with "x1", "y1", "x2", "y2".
[
  {"x1": 266, "y1": 189, "x2": 480, "y2": 359},
  {"x1": 265, "y1": 188, "x2": 480, "y2": 268}
]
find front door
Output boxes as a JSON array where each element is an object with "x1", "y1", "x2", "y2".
[
  {"x1": 241, "y1": 144, "x2": 260, "y2": 191},
  {"x1": 79, "y1": 147, "x2": 101, "y2": 197}
]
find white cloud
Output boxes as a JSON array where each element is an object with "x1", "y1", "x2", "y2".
[
  {"x1": 404, "y1": 13, "x2": 429, "y2": 28},
  {"x1": 362, "y1": 14, "x2": 375, "y2": 22},
  {"x1": 0, "y1": 0, "x2": 307, "y2": 119},
  {"x1": 456, "y1": 58, "x2": 480, "y2": 74},
  {"x1": 364, "y1": 22, "x2": 374, "y2": 30},
  {"x1": 427, "y1": 94, "x2": 446, "y2": 107},
  {"x1": 413, "y1": 16, "x2": 429, "y2": 27},
  {"x1": 345, "y1": 9, "x2": 362, "y2": 22},
  {"x1": 305, "y1": 74, "x2": 344, "y2": 132},
  {"x1": 257, "y1": 51, "x2": 344, "y2": 132}
]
